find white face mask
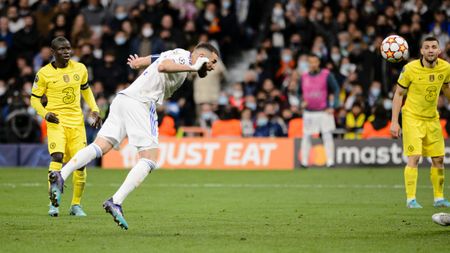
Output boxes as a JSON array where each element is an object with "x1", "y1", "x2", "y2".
[
  {"x1": 205, "y1": 11, "x2": 215, "y2": 21},
  {"x1": 370, "y1": 88, "x2": 381, "y2": 97},
  {"x1": 282, "y1": 54, "x2": 292, "y2": 63},
  {"x1": 0, "y1": 86, "x2": 6, "y2": 96},
  {"x1": 298, "y1": 61, "x2": 309, "y2": 73},
  {"x1": 0, "y1": 46, "x2": 6, "y2": 56},
  {"x1": 273, "y1": 8, "x2": 283, "y2": 17},
  {"x1": 331, "y1": 53, "x2": 341, "y2": 63},
  {"x1": 257, "y1": 118, "x2": 268, "y2": 126},
  {"x1": 93, "y1": 49, "x2": 102, "y2": 59},
  {"x1": 233, "y1": 90, "x2": 243, "y2": 98},
  {"x1": 115, "y1": 36, "x2": 127, "y2": 45},
  {"x1": 383, "y1": 100, "x2": 392, "y2": 110},
  {"x1": 115, "y1": 13, "x2": 127, "y2": 20},
  {"x1": 142, "y1": 28, "x2": 153, "y2": 38}
]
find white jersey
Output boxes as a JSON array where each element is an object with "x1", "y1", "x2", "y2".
[{"x1": 119, "y1": 48, "x2": 191, "y2": 104}]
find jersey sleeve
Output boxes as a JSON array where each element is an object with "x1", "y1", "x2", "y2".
[
  {"x1": 397, "y1": 65, "x2": 412, "y2": 89},
  {"x1": 31, "y1": 71, "x2": 47, "y2": 98},
  {"x1": 80, "y1": 64, "x2": 89, "y2": 90},
  {"x1": 167, "y1": 49, "x2": 190, "y2": 66},
  {"x1": 445, "y1": 65, "x2": 450, "y2": 84}
]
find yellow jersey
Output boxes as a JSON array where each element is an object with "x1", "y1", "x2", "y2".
[
  {"x1": 398, "y1": 58, "x2": 450, "y2": 120},
  {"x1": 32, "y1": 60, "x2": 90, "y2": 127}
]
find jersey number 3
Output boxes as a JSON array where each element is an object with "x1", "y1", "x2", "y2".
[
  {"x1": 62, "y1": 87, "x2": 76, "y2": 104},
  {"x1": 425, "y1": 86, "x2": 437, "y2": 102}
]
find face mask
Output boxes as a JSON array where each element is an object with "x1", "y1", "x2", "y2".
[
  {"x1": 383, "y1": 100, "x2": 392, "y2": 110},
  {"x1": 370, "y1": 88, "x2": 381, "y2": 97},
  {"x1": 218, "y1": 95, "x2": 228, "y2": 105},
  {"x1": 27, "y1": 106, "x2": 35, "y2": 115},
  {"x1": 142, "y1": 28, "x2": 153, "y2": 38},
  {"x1": 273, "y1": 8, "x2": 283, "y2": 17},
  {"x1": 257, "y1": 118, "x2": 268, "y2": 126},
  {"x1": 339, "y1": 40, "x2": 349, "y2": 48},
  {"x1": 340, "y1": 63, "x2": 354, "y2": 76},
  {"x1": 233, "y1": 90, "x2": 243, "y2": 98},
  {"x1": 0, "y1": 47, "x2": 6, "y2": 56},
  {"x1": 201, "y1": 112, "x2": 213, "y2": 120},
  {"x1": 245, "y1": 102, "x2": 256, "y2": 110},
  {"x1": 282, "y1": 54, "x2": 292, "y2": 63},
  {"x1": 115, "y1": 13, "x2": 127, "y2": 20},
  {"x1": 93, "y1": 49, "x2": 102, "y2": 59},
  {"x1": 222, "y1": 1, "x2": 231, "y2": 9},
  {"x1": 205, "y1": 12, "x2": 215, "y2": 21},
  {"x1": 433, "y1": 26, "x2": 441, "y2": 35},
  {"x1": 115, "y1": 36, "x2": 127, "y2": 45},
  {"x1": 331, "y1": 53, "x2": 341, "y2": 63},
  {"x1": 298, "y1": 61, "x2": 309, "y2": 73}
]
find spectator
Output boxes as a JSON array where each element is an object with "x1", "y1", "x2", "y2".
[
  {"x1": 362, "y1": 103, "x2": 392, "y2": 139},
  {"x1": 240, "y1": 108, "x2": 254, "y2": 137},
  {"x1": 344, "y1": 102, "x2": 366, "y2": 139},
  {"x1": 7, "y1": 5, "x2": 24, "y2": 33},
  {"x1": 211, "y1": 106, "x2": 241, "y2": 137},
  {"x1": 94, "y1": 51, "x2": 127, "y2": 97},
  {"x1": 80, "y1": 0, "x2": 107, "y2": 35},
  {"x1": 0, "y1": 16, "x2": 13, "y2": 48},
  {"x1": 130, "y1": 22, "x2": 164, "y2": 57},
  {"x1": 0, "y1": 40, "x2": 16, "y2": 81},
  {"x1": 12, "y1": 15, "x2": 40, "y2": 61},
  {"x1": 254, "y1": 111, "x2": 284, "y2": 137},
  {"x1": 198, "y1": 103, "x2": 219, "y2": 130},
  {"x1": 193, "y1": 58, "x2": 226, "y2": 113},
  {"x1": 70, "y1": 14, "x2": 93, "y2": 48}
]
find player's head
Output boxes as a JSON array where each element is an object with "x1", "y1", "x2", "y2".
[
  {"x1": 420, "y1": 36, "x2": 440, "y2": 64},
  {"x1": 307, "y1": 53, "x2": 321, "y2": 72},
  {"x1": 51, "y1": 36, "x2": 72, "y2": 64},
  {"x1": 192, "y1": 42, "x2": 219, "y2": 78}
]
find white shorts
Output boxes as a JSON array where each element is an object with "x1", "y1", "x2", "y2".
[
  {"x1": 302, "y1": 110, "x2": 336, "y2": 135},
  {"x1": 97, "y1": 94, "x2": 159, "y2": 150}
]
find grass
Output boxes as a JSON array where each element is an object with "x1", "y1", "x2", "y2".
[{"x1": 1, "y1": 167, "x2": 450, "y2": 253}]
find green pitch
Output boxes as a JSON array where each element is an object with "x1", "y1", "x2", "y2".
[{"x1": 1, "y1": 168, "x2": 450, "y2": 253}]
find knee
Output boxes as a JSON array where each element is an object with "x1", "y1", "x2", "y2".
[
  {"x1": 51, "y1": 152, "x2": 64, "y2": 163},
  {"x1": 407, "y1": 156, "x2": 421, "y2": 167},
  {"x1": 432, "y1": 156, "x2": 444, "y2": 168}
]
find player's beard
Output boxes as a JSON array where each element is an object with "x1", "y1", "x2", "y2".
[{"x1": 424, "y1": 55, "x2": 437, "y2": 65}]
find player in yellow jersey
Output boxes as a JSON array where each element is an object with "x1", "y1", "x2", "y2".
[
  {"x1": 30, "y1": 37, "x2": 102, "y2": 217},
  {"x1": 391, "y1": 36, "x2": 450, "y2": 208}
]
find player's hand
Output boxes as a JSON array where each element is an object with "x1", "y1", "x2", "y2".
[
  {"x1": 45, "y1": 112, "x2": 59, "y2": 124},
  {"x1": 127, "y1": 54, "x2": 140, "y2": 69},
  {"x1": 390, "y1": 122, "x2": 401, "y2": 138},
  {"x1": 90, "y1": 111, "x2": 102, "y2": 129},
  {"x1": 190, "y1": 57, "x2": 209, "y2": 71}
]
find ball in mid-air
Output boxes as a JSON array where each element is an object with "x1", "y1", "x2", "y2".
[{"x1": 380, "y1": 35, "x2": 409, "y2": 63}]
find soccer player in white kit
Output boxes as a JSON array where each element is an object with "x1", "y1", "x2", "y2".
[{"x1": 48, "y1": 43, "x2": 219, "y2": 229}]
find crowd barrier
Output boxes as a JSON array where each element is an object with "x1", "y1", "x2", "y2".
[{"x1": 2, "y1": 138, "x2": 450, "y2": 169}]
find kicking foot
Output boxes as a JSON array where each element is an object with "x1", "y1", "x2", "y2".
[
  {"x1": 69, "y1": 205, "x2": 87, "y2": 216},
  {"x1": 48, "y1": 205, "x2": 59, "y2": 217},
  {"x1": 48, "y1": 171, "x2": 64, "y2": 207},
  {"x1": 103, "y1": 198, "x2": 128, "y2": 230}
]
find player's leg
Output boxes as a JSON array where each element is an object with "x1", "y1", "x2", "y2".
[
  {"x1": 67, "y1": 126, "x2": 88, "y2": 216},
  {"x1": 46, "y1": 123, "x2": 66, "y2": 212},
  {"x1": 49, "y1": 97, "x2": 125, "y2": 206},
  {"x1": 301, "y1": 111, "x2": 318, "y2": 168},
  {"x1": 424, "y1": 119, "x2": 448, "y2": 207},
  {"x1": 402, "y1": 116, "x2": 424, "y2": 208},
  {"x1": 405, "y1": 155, "x2": 422, "y2": 208},
  {"x1": 320, "y1": 111, "x2": 336, "y2": 167},
  {"x1": 104, "y1": 98, "x2": 158, "y2": 229}
]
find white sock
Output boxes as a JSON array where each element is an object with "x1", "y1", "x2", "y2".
[
  {"x1": 112, "y1": 158, "x2": 157, "y2": 205},
  {"x1": 301, "y1": 134, "x2": 312, "y2": 166},
  {"x1": 322, "y1": 132, "x2": 335, "y2": 166},
  {"x1": 61, "y1": 143, "x2": 102, "y2": 181}
]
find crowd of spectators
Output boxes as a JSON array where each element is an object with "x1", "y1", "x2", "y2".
[{"x1": 0, "y1": 0, "x2": 449, "y2": 143}]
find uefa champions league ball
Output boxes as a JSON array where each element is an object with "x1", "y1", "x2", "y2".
[{"x1": 380, "y1": 35, "x2": 409, "y2": 63}]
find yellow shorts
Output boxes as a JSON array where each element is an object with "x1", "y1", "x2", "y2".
[
  {"x1": 402, "y1": 115, "x2": 444, "y2": 157},
  {"x1": 47, "y1": 123, "x2": 87, "y2": 163}
]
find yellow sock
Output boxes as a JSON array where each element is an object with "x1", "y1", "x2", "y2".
[
  {"x1": 404, "y1": 166, "x2": 418, "y2": 201},
  {"x1": 430, "y1": 167, "x2": 444, "y2": 201},
  {"x1": 71, "y1": 168, "x2": 87, "y2": 206}
]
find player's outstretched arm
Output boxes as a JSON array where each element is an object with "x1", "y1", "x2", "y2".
[
  {"x1": 157, "y1": 57, "x2": 209, "y2": 73},
  {"x1": 127, "y1": 54, "x2": 152, "y2": 69},
  {"x1": 390, "y1": 84, "x2": 406, "y2": 138}
]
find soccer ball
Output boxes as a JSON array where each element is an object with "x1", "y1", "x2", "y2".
[{"x1": 380, "y1": 35, "x2": 409, "y2": 63}]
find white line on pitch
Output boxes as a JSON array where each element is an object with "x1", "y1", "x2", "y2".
[{"x1": 0, "y1": 182, "x2": 440, "y2": 189}]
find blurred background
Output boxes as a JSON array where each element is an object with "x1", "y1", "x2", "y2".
[{"x1": 0, "y1": 0, "x2": 449, "y2": 145}]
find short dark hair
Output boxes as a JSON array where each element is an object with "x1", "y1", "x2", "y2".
[
  {"x1": 51, "y1": 36, "x2": 70, "y2": 49},
  {"x1": 421, "y1": 36, "x2": 439, "y2": 47},
  {"x1": 194, "y1": 42, "x2": 220, "y2": 57}
]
